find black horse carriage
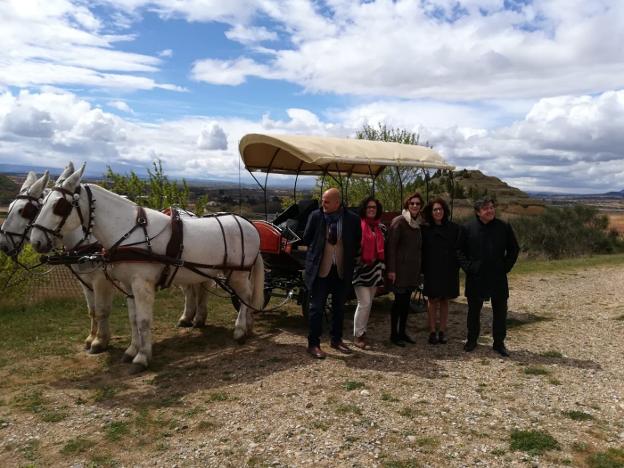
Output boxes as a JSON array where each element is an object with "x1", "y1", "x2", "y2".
[{"x1": 239, "y1": 133, "x2": 455, "y2": 314}]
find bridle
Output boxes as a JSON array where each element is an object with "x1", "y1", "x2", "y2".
[
  {"x1": 0, "y1": 193, "x2": 42, "y2": 258},
  {"x1": 31, "y1": 185, "x2": 95, "y2": 252}
]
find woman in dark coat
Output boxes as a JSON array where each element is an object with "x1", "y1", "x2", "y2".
[
  {"x1": 421, "y1": 197, "x2": 460, "y2": 345},
  {"x1": 386, "y1": 192, "x2": 423, "y2": 346}
]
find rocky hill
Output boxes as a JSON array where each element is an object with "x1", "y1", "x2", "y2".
[
  {"x1": 448, "y1": 169, "x2": 545, "y2": 218},
  {"x1": 0, "y1": 174, "x2": 19, "y2": 205}
]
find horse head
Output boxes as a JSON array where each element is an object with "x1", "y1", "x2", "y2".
[
  {"x1": 0, "y1": 171, "x2": 49, "y2": 257},
  {"x1": 30, "y1": 163, "x2": 86, "y2": 253}
]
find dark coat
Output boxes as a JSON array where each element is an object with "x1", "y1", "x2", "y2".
[
  {"x1": 301, "y1": 207, "x2": 361, "y2": 290},
  {"x1": 385, "y1": 214, "x2": 422, "y2": 289},
  {"x1": 422, "y1": 221, "x2": 460, "y2": 299},
  {"x1": 457, "y1": 216, "x2": 520, "y2": 299}
]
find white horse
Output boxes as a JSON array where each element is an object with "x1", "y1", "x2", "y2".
[
  {"x1": 0, "y1": 165, "x2": 212, "y2": 354},
  {"x1": 30, "y1": 163, "x2": 264, "y2": 373}
]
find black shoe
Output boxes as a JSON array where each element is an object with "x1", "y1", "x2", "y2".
[
  {"x1": 428, "y1": 332, "x2": 438, "y2": 345},
  {"x1": 438, "y1": 331, "x2": 448, "y2": 344},
  {"x1": 493, "y1": 345, "x2": 510, "y2": 357},
  {"x1": 390, "y1": 336, "x2": 406, "y2": 347},
  {"x1": 399, "y1": 334, "x2": 415, "y2": 344},
  {"x1": 463, "y1": 341, "x2": 477, "y2": 352}
]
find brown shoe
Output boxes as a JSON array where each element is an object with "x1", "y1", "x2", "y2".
[
  {"x1": 353, "y1": 335, "x2": 371, "y2": 350},
  {"x1": 330, "y1": 341, "x2": 353, "y2": 354},
  {"x1": 307, "y1": 346, "x2": 326, "y2": 359}
]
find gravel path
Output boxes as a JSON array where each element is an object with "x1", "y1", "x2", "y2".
[{"x1": 1, "y1": 264, "x2": 623, "y2": 467}]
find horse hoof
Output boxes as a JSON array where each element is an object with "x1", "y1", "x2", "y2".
[
  {"x1": 177, "y1": 319, "x2": 193, "y2": 328},
  {"x1": 84, "y1": 342, "x2": 92, "y2": 351},
  {"x1": 128, "y1": 363, "x2": 147, "y2": 375},
  {"x1": 192, "y1": 322, "x2": 206, "y2": 329},
  {"x1": 121, "y1": 353, "x2": 134, "y2": 363},
  {"x1": 89, "y1": 344, "x2": 107, "y2": 355}
]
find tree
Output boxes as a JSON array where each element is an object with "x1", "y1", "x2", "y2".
[
  {"x1": 103, "y1": 160, "x2": 190, "y2": 210},
  {"x1": 315, "y1": 123, "x2": 439, "y2": 211}
]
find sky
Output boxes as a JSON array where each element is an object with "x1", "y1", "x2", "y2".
[{"x1": 0, "y1": 0, "x2": 623, "y2": 193}]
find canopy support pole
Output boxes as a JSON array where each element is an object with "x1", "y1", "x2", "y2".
[{"x1": 395, "y1": 166, "x2": 403, "y2": 212}]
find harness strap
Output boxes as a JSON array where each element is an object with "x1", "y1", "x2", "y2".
[
  {"x1": 214, "y1": 215, "x2": 228, "y2": 266},
  {"x1": 157, "y1": 207, "x2": 185, "y2": 290},
  {"x1": 65, "y1": 265, "x2": 94, "y2": 292},
  {"x1": 232, "y1": 214, "x2": 246, "y2": 269}
]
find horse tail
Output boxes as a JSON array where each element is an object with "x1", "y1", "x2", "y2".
[{"x1": 250, "y1": 254, "x2": 265, "y2": 311}]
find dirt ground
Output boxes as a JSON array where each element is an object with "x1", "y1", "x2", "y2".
[{"x1": 1, "y1": 264, "x2": 624, "y2": 467}]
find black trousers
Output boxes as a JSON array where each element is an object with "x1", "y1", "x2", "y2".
[
  {"x1": 466, "y1": 296, "x2": 508, "y2": 346},
  {"x1": 390, "y1": 290, "x2": 412, "y2": 339},
  {"x1": 307, "y1": 266, "x2": 347, "y2": 348}
]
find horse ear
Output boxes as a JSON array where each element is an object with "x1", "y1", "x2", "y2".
[
  {"x1": 19, "y1": 172, "x2": 38, "y2": 193},
  {"x1": 62, "y1": 163, "x2": 86, "y2": 191},
  {"x1": 29, "y1": 171, "x2": 50, "y2": 198},
  {"x1": 55, "y1": 162, "x2": 75, "y2": 186}
]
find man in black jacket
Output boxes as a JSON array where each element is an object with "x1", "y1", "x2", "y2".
[
  {"x1": 457, "y1": 197, "x2": 520, "y2": 357},
  {"x1": 301, "y1": 188, "x2": 362, "y2": 359}
]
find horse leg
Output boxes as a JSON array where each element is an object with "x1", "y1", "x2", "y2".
[
  {"x1": 89, "y1": 276, "x2": 114, "y2": 354},
  {"x1": 80, "y1": 284, "x2": 97, "y2": 351},
  {"x1": 177, "y1": 285, "x2": 196, "y2": 328},
  {"x1": 231, "y1": 272, "x2": 254, "y2": 342},
  {"x1": 128, "y1": 278, "x2": 155, "y2": 374},
  {"x1": 193, "y1": 282, "x2": 211, "y2": 328},
  {"x1": 122, "y1": 293, "x2": 140, "y2": 363}
]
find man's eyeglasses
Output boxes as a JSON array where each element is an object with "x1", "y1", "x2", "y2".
[{"x1": 408, "y1": 201, "x2": 421, "y2": 206}]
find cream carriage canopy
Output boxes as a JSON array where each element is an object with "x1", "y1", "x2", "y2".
[{"x1": 239, "y1": 133, "x2": 455, "y2": 177}]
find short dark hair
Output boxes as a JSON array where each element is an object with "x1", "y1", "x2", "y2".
[
  {"x1": 473, "y1": 196, "x2": 495, "y2": 211},
  {"x1": 403, "y1": 192, "x2": 424, "y2": 210},
  {"x1": 358, "y1": 196, "x2": 383, "y2": 220},
  {"x1": 423, "y1": 197, "x2": 450, "y2": 224}
]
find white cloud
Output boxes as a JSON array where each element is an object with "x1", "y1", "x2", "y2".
[
  {"x1": 225, "y1": 24, "x2": 278, "y2": 44},
  {"x1": 190, "y1": 0, "x2": 624, "y2": 101},
  {"x1": 107, "y1": 100, "x2": 134, "y2": 113},
  {"x1": 0, "y1": 0, "x2": 180, "y2": 91},
  {"x1": 1, "y1": 88, "x2": 623, "y2": 194},
  {"x1": 158, "y1": 49, "x2": 173, "y2": 58},
  {"x1": 197, "y1": 123, "x2": 228, "y2": 150}
]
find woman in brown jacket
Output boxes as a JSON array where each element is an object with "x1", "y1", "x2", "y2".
[{"x1": 386, "y1": 192, "x2": 424, "y2": 346}]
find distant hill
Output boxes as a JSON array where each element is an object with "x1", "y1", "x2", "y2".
[
  {"x1": 0, "y1": 174, "x2": 20, "y2": 205},
  {"x1": 450, "y1": 169, "x2": 545, "y2": 217}
]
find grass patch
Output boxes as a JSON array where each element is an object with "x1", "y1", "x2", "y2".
[
  {"x1": 105, "y1": 421, "x2": 130, "y2": 442},
  {"x1": 572, "y1": 441, "x2": 590, "y2": 453},
  {"x1": 523, "y1": 366, "x2": 551, "y2": 376},
  {"x1": 562, "y1": 410, "x2": 594, "y2": 421},
  {"x1": 311, "y1": 420, "x2": 329, "y2": 431},
  {"x1": 512, "y1": 254, "x2": 624, "y2": 276},
  {"x1": 343, "y1": 380, "x2": 365, "y2": 391},
  {"x1": 93, "y1": 385, "x2": 119, "y2": 402},
  {"x1": 89, "y1": 454, "x2": 119, "y2": 467},
  {"x1": 208, "y1": 391, "x2": 229, "y2": 402},
  {"x1": 509, "y1": 429, "x2": 560, "y2": 455},
  {"x1": 41, "y1": 409, "x2": 68, "y2": 422},
  {"x1": 381, "y1": 392, "x2": 399, "y2": 402},
  {"x1": 549, "y1": 377, "x2": 562, "y2": 385},
  {"x1": 585, "y1": 448, "x2": 624, "y2": 468},
  {"x1": 335, "y1": 403, "x2": 362, "y2": 415},
  {"x1": 398, "y1": 407, "x2": 419, "y2": 418},
  {"x1": 197, "y1": 419, "x2": 220, "y2": 431},
  {"x1": 20, "y1": 439, "x2": 40, "y2": 461},
  {"x1": 12, "y1": 389, "x2": 46, "y2": 413},
  {"x1": 540, "y1": 350, "x2": 563, "y2": 358},
  {"x1": 60, "y1": 437, "x2": 95, "y2": 455},
  {"x1": 415, "y1": 437, "x2": 439, "y2": 448}
]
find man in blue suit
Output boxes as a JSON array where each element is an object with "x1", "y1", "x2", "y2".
[{"x1": 302, "y1": 188, "x2": 362, "y2": 359}]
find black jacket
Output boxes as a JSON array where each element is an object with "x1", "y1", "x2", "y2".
[
  {"x1": 301, "y1": 207, "x2": 361, "y2": 290},
  {"x1": 422, "y1": 221, "x2": 460, "y2": 299},
  {"x1": 457, "y1": 216, "x2": 520, "y2": 299}
]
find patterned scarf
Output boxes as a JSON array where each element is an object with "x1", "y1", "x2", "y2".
[
  {"x1": 360, "y1": 218, "x2": 385, "y2": 264},
  {"x1": 324, "y1": 207, "x2": 343, "y2": 245}
]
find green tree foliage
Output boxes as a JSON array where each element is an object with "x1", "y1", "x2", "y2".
[
  {"x1": 103, "y1": 160, "x2": 190, "y2": 210},
  {"x1": 513, "y1": 205, "x2": 622, "y2": 259},
  {"x1": 315, "y1": 123, "x2": 449, "y2": 211},
  {"x1": 0, "y1": 244, "x2": 45, "y2": 304}
]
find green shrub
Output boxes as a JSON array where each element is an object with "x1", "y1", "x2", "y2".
[
  {"x1": 510, "y1": 429, "x2": 560, "y2": 455},
  {"x1": 0, "y1": 244, "x2": 45, "y2": 304},
  {"x1": 513, "y1": 205, "x2": 622, "y2": 259}
]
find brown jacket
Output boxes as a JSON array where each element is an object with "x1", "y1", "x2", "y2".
[{"x1": 386, "y1": 213, "x2": 422, "y2": 289}]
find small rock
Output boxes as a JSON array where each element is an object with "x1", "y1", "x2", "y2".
[
  {"x1": 360, "y1": 389, "x2": 370, "y2": 396},
  {"x1": 407, "y1": 435, "x2": 416, "y2": 443}
]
